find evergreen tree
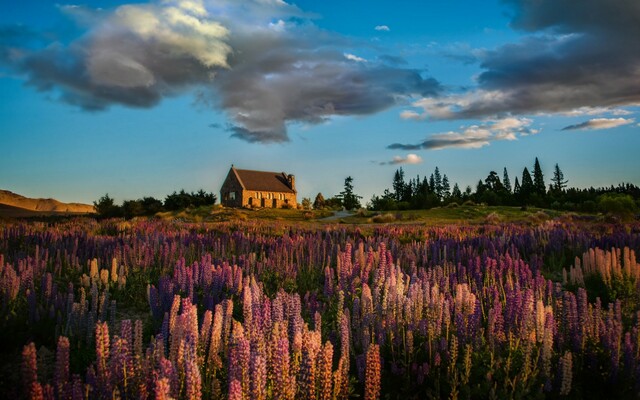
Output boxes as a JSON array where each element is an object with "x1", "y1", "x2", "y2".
[
  {"x1": 521, "y1": 167, "x2": 534, "y2": 200},
  {"x1": 551, "y1": 163, "x2": 568, "y2": 192},
  {"x1": 339, "y1": 176, "x2": 362, "y2": 210},
  {"x1": 484, "y1": 171, "x2": 503, "y2": 191},
  {"x1": 429, "y1": 174, "x2": 435, "y2": 193},
  {"x1": 503, "y1": 167, "x2": 512, "y2": 194},
  {"x1": 451, "y1": 183, "x2": 462, "y2": 200},
  {"x1": 392, "y1": 168, "x2": 405, "y2": 202},
  {"x1": 313, "y1": 193, "x2": 326, "y2": 209},
  {"x1": 434, "y1": 167, "x2": 443, "y2": 199},
  {"x1": 442, "y1": 175, "x2": 451, "y2": 199},
  {"x1": 513, "y1": 177, "x2": 521, "y2": 195},
  {"x1": 533, "y1": 157, "x2": 546, "y2": 195}
]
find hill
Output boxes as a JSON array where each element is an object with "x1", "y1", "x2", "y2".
[{"x1": 0, "y1": 190, "x2": 95, "y2": 216}]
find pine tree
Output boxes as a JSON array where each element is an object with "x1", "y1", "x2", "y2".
[
  {"x1": 521, "y1": 167, "x2": 534, "y2": 199},
  {"x1": 533, "y1": 157, "x2": 546, "y2": 195},
  {"x1": 513, "y1": 177, "x2": 521, "y2": 195},
  {"x1": 451, "y1": 183, "x2": 462, "y2": 199},
  {"x1": 339, "y1": 176, "x2": 362, "y2": 210},
  {"x1": 392, "y1": 168, "x2": 405, "y2": 202},
  {"x1": 551, "y1": 163, "x2": 568, "y2": 192},
  {"x1": 434, "y1": 167, "x2": 443, "y2": 199},
  {"x1": 503, "y1": 168, "x2": 512, "y2": 194},
  {"x1": 429, "y1": 174, "x2": 435, "y2": 193},
  {"x1": 442, "y1": 175, "x2": 451, "y2": 198}
]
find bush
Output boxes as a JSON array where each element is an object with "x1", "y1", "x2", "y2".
[{"x1": 372, "y1": 213, "x2": 396, "y2": 223}]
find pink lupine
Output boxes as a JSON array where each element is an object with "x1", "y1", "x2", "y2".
[
  {"x1": 184, "y1": 343, "x2": 202, "y2": 400},
  {"x1": 54, "y1": 336, "x2": 70, "y2": 395},
  {"x1": 364, "y1": 344, "x2": 381, "y2": 400},
  {"x1": 250, "y1": 353, "x2": 267, "y2": 400},
  {"x1": 317, "y1": 341, "x2": 333, "y2": 400},
  {"x1": 22, "y1": 342, "x2": 38, "y2": 396},
  {"x1": 154, "y1": 377, "x2": 171, "y2": 400},
  {"x1": 228, "y1": 379, "x2": 242, "y2": 400}
]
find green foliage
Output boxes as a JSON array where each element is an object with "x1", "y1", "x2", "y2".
[
  {"x1": 598, "y1": 193, "x2": 637, "y2": 218},
  {"x1": 338, "y1": 176, "x2": 362, "y2": 210},
  {"x1": 93, "y1": 194, "x2": 123, "y2": 218}
]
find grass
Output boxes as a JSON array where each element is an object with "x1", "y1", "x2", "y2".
[{"x1": 153, "y1": 204, "x2": 596, "y2": 226}]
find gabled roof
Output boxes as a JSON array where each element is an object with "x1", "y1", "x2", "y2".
[{"x1": 231, "y1": 167, "x2": 296, "y2": 193}]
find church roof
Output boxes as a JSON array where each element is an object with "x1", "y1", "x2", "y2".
[{"x1": 231, "y1": 167, "x2": 296, "y2": 193}]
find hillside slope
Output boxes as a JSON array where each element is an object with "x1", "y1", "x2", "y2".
[{"x1": 0, "y1": 190, "x2": 95, "y2": 213}]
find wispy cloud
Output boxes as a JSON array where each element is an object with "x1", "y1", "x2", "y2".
[
  {"x1": 374, "y1": 25, "x2": 390, "y2": 32},
  {"x1": 379, "y1": 153, "x2": 423, "y2": 165},
  {"x1": 0, "y1": 0, "x2": 440, "y2": 143},
  {"x1": 388, "y1": 117, "x2": 535, "y2": 150},
  {"x1": 561, "y1": 118, "x2": 635, "y2": 131}
]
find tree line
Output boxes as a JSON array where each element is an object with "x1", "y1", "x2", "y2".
[
  {"x1": 94, "y1": 190, "x2": 217, "y2": 219},
  {"x1": 367, "y1": 158, "x2": 640, "y2": 215}
]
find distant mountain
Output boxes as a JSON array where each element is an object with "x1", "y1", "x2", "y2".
[{"x1": 0, "y1": 190, "x2": 95, "y2": 215}]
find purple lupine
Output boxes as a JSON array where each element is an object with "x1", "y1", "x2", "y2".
[
  {"x1": 317, "y1": 341, "x2": 333, "y2": 400},
  {"x1": 228, "y1": 379, "x2": 242, "y2": 400}
]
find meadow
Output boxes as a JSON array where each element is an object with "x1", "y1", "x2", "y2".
[{"x1": 1, "y1": 212, "x2": 640, "y2": 399}]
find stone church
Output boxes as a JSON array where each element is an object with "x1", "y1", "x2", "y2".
[{"x1": 220, "y1": 166, "x2": 297, "y2": 208}]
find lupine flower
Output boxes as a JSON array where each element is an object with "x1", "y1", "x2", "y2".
[{"x1": 364, "y1": 344, "x2": 381, "y2": 400}]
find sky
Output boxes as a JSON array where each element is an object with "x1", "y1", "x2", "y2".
[{"x1": 1, "y1": 0, "x2": 639, "y2": 205}]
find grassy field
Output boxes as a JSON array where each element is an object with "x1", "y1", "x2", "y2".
[{"x1": 153, "y1": 204, "x2": 597, "y2": 225}]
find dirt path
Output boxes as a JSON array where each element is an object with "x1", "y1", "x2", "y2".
[{"x1": 319, "y1": 210, "x2": 354, "y2": 221}]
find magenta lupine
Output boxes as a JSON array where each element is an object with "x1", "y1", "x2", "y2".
[
  {"x1": 228, "y1": 379, "x2": 242, "y2": 400},
  {"x1": 364, "y1": 344, "x2": 381, "y2": 400},
  {"x1": 559, "y1": 351, "x2": 573, "y2": 396},
  {"x1": 184, "y1": 341, "x2": 202, "y2": 400},
  {"x1": 22, "y1": 342, "x2": 39, "y2": 397},
  {"x1": 273, "y1": 336, "x2": 295, "y2": 400},
  {"x1": 250, "y1": 353, "x2": 267, "y2": 400}
]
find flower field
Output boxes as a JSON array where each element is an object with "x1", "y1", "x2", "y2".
[{"x1": 2, "y1": 218, "x2": 640, "y2": 399}]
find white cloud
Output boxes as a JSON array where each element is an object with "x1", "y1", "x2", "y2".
[
  {"x1": 561, "y1": 118, "x2": 635, "y2": 131},
  {"x1": 343, "y1": 53, "x2": 367, "y2": 63},
  {"x1": 380, "y1": 153, "x2": 423, "y2": 165},
  {"x1": 374, "y1": 25, "x2": 390, "y2": 31},
  {"x1": 388, "y1": 117, "x2": 534, "y2": 150}
]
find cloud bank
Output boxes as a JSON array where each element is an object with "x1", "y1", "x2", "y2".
[
  {"x1": 561, "y1": 118, "x2": 635, "y2": 131},
  {"x1": 402, "y1": 0, "x2": 640, "y2": 120},
  {"x1": 388, "y1": 117, "x2": 536, "y2": 150},
  {"x1": 0, "y1": 0, "x2": 440, "y2": 143}
]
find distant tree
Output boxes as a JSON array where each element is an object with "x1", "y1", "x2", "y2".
[
  {"x1": 442, "y1": 175, "x2": 451, "y2": 199},
  {"x1": 94, "y1": 194, "x2": 122, "y2": 218},
  {"x1": 484, "y1": 171, "x2": 503, "y2": 192},
  {"x1": 392, "y1": 168, "x2": 405, "y2": 202},
  {"x1": 122, "y1": 199, "x2": 145, "y2": 219},
  {"x1": 520, "y1": 168, "x2": 534, "y2": 200},
  {"x1": 598, "y1": 193, "x2": 637, "y2": 218},
  {"x1": 434, "y1": 167, "x2": 443, "y2": 199},
  {"x1": 551, "y1": 163, "x2": 568, "y2": 192},
  {"x1": 164, "y1": 189, "x2": 216, "y2": 210},
  {"x1": 533, "y1": 157, "x2": 546, "y2": 196},
  {"x1": 503, "y1": 168, "x2": 512, "y2": 194},
  {"x1": 339, "y1": 176, "x2": 362, "y2": 210},
  {"x1": 513, "y1": 177, "x2": 521, "y2": 196},
  {"x1": 313, "y1": 193, "x2": 326, "y2": 209},
  {"x1": 451, "y1": 183, "x2": 462, "y2": 201},
  {"x1": 301, "y1": 197, "x2": 312, "y2": 210},
  {"x1": 429, "y1": 174, "x2": 435, "y2": 194},
  {"x1": 140, "y1": 197, "x2": 164, "y2": 215}
]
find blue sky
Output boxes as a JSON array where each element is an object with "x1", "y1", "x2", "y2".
[{"x1": 1, "y1": 0, "x2": 639, "y2": 204}]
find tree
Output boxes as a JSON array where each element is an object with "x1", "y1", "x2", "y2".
[
  {"x1": 533, "y1": 157, "x2": 546, "y2": 196},
  {"x1": 313, "y1": 193, "x2": 326, "y2": 209},
  {"x1": 503, "y1": 168, "x2": 512, "y2": 194},
  {"x1": 94, "y1": 194, "x2": 122, "y2": 218},
  {"x1": 520, "y1": 167, "x2": 534, "y2": 199},
  {"x1": 451, "y1": 183, "x2": 462, "y2": 201},
  {"x1": 513, "y1": 177, "x2": 521, "y2": 195},
  {"x1": 392, "y1": 168, "x2": 405, "y2": 202},
  {"x1": 442, "y1": 175, "x2": 451, "y2": 199},
  {"x1": 140, "y1": 197, "x2": 164, "y2": 215},
  {"x1": 434, "y1": 167, "x2": 443, "y2": 199},
  {"x1": 551, "y1": 163, "x2": 568, "y2": 192},
  {"x1": 122, "y1": 199, "x2": 145, "y2": 219},
  {"x1": 339, "y1": 176, "x2": 362, "y2": 210},
  {"x1": 301, "y1": 198, "x2": 312, "y2": 210},
  {"x1": 484, "y1": 171, "x2": 503, "y2": 192}
]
